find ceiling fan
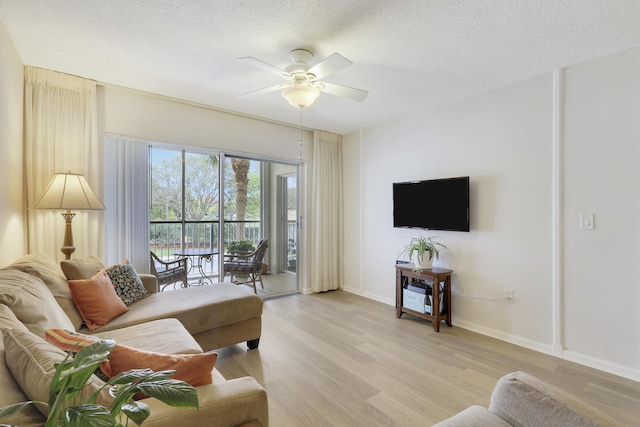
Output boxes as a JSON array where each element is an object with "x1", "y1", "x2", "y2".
[{"x1": 238, "y1": 48, "x2": 369, "y2": 109}]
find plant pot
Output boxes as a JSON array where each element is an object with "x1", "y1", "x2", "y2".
[{"x1": 413, "y1": 253, "x2": 433, "y2": 270}]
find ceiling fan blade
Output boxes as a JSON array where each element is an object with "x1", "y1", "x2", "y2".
[
  {"x1": 239, "y1": 84, "x2": 288, "y2": 99},
  {"x1": 238, "y1": 56, "x2": 289, "y2": 77},
  {"x1": 320, "y1": 82, "x2": 369, "y2": 102},
  {"x1": 308, "y1": 52, "x2": 352, "y2": 79}
]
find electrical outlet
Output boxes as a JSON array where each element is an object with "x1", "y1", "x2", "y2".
[{"x1": 505, "y1": 290, "x2": 514, "y2": 302}]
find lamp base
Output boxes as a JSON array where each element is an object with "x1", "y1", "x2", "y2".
[{"x1": 60, "y1": 210, "x2": 76, "y2": 260}]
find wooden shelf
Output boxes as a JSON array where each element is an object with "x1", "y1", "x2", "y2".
[{"x1": 395, "y1": 264, "x2": 452, "y2": 332}]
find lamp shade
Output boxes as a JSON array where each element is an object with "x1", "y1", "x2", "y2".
[
  {"x1": 33, "y1": 172, "x2": 105, "y2": 211},
  {"x1": 282, "y1": 83, "x2": 321, "y2": 109}
]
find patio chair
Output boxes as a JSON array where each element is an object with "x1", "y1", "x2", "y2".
[
  {"x1": 150, "y1": 251, "x2": 189, "y2": 291},
  {"x1": 223, "y1": 238, "x2": 268, "y2": 294}
]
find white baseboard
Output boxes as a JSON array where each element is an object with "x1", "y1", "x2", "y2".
[
  {"x1": 453, "y1": 320, "x2": 640, "y2": 382},
  {"x1": 342, "y1": 286, "x2": 395, "y2": 306},
  {"x1": 453, "y1": 319, "x2": 554, "y2": 355},
  {"x1": 562, "y1": 350, "x2": 640, "y2": 382}
]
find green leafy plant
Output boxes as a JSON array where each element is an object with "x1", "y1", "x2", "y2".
[
  {"x1": 0, "y1": 340, "x2": 198, "y2": 427},
  {"x1": 226, "y1": 240, "x2": 255, "y2": 253},
  {"x1": 399, "y1": 236, "x2": 449, "y2": 266}
]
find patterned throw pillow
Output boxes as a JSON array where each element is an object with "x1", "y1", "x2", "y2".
[{"x1": 104, "y1": 260, "x2": 149, "y2": 306}]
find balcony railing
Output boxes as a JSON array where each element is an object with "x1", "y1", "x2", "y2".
[
  {"x1": 150, "y1": 220, "x2": 298, "y2": 279},
  {"x1": 150, "y1": 220, "x2": 261, "y2": 277}
]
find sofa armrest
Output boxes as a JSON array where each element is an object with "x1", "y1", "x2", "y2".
[
  {"x1": 141, "y1": 376, "x2": 268, "y2": 427},
  {"x1": 139, "y1": 273, "x2": 159, "y2": 293},
  {"x1": 489, "y1": 371, "x2": 625, "y2": 427}
]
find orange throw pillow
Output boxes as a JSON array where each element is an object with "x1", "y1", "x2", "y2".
[
  {"x1": 44, "y1": 329, "x2": 113, "y2": 376},
  {"x1": 45, "y1": 329, "x2": 217, "y2": 387},
  {"x1": 68, "y1": 270, "x2": 129, "y2": 330},
  {"x1": 109, "y1": 345, "x2": 217, "y2": 387}
]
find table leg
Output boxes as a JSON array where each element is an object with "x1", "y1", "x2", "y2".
[
  {"x1": 432, "y1": 281, "x2": 440, "y2": 332},
  {"x1": 197, "y1": 255, "x2": 213, "y2": 285},
  {"x1": 445, "y1": 277, "x2": 452, "y2": 327}
]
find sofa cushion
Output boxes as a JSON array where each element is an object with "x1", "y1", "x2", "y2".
[
  {"x1": 68, "y1": 271, "x2": 129, "y2": 330},
  {"x1": 104, "y1": 259, "x2": 149, "y2": 306},
  {"x1": 60, "y1": 256, "x2": 105, "y2": 281},
  {"x1": 2, "y1": 327, "x2": 112, "y2": 417},
  {"x1": 46, "y1": 328, "x2": 217, "y2": 387},
  {"x1": 83, "y1": 283, "x2": 263, "y2": 336},
  {"x1": 0, "y1": 269, "x2": 75, "y2": 336},
  {"x1": 0, "y1": 326, "x2": 45, "y2": 426},
  {"x1": 92, "y1": 318, "x2": 204, "y2": 355},
  {"x1": 0, "y1": 304, "x2": 28, "y2": 331},
  {"x1": 2, "y1": 253, "x2": 84, "y2": 330}
]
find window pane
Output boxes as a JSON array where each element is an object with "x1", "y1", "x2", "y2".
[
  {"x1": 184, "y1": 152, "x2": 219, "y2": 221},
  {"x1": 224, "y1": 157, "x2": 262, "y2": 244},
  {"x1": 150, "y1": 147, "x2": 183, "y2": 221}
]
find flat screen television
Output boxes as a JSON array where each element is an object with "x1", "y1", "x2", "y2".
[{"x1": 393, "y1": 176, "x2": 470, "y2": 231}]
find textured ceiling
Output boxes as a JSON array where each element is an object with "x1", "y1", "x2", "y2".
[{"x1": 1, "y1": 0, "x2": 640, "y2": 134}]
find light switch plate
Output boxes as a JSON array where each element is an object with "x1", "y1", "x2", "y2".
[{"x1": 580, "y1": 213, "x2": 594, "y2": 230}]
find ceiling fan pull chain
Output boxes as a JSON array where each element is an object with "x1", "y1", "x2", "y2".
[{"x1": 299, "y1": 110, "x2": 303, "y2": 161}]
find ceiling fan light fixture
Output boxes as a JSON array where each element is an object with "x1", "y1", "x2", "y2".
[{"x1": 281, "y1": 83, "x2": 320, "y2": 109}]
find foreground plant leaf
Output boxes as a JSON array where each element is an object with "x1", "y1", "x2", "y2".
[
  {"x1": 65, "y1": 404, "x2": 115, "y2": 427},
  {"x1": 121, "y1": 401, "x2": 150, "y2": 426},
  {"x1": 136, "y1": 380, "x2": 199, "y2": 409}
]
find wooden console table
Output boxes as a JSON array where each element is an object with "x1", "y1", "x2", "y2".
[{"x1": 395, "y1": 264, "x2": 452, "y2": 332}]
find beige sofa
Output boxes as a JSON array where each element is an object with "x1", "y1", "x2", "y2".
[
  {"x1": 0, "y1": 253, "x2": 268, "y2": 427},
  {"x1": 433, "y1": 371, "x2": 624, "y2": 426}
]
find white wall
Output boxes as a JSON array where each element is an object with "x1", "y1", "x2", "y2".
[
  {"x1": 98, "y1": 86, "x2": 312, "y2": 161},
  {"x1": 0, "y1": 20, "x2": 25, "y2": 265},
  {"x1": 343, "y1": 48, "x2": 640, "y2": 381},
  {"x1": 563, "y1": 50, "x2": 640, "y2": 375}
]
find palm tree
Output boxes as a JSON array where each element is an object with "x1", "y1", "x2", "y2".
[{"x1": 231, "y1": 158, "x2": 250, "y2": 240}]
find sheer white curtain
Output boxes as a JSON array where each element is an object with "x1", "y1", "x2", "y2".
[
  {"x1": 104, "y1": 136, "x2": 149, "y2": 272},
  {"x1": 309, "y1": 131, "x2": 344, "y2": 292},
  {"x1": 24, "y1": 67, "x2": 102, "y2": 260}
]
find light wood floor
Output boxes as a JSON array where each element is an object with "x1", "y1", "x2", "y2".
[
  {"x1": 214, "y1": 291, "x2": 640, "y2": 426},
  {"x1": 180, "y1": 271, "x2": 298, "y2": 297}
]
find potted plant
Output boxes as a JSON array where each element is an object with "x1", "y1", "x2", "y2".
[
  {"x1": 399, "y1": 236, "x2": 449, "y2": 269},
  {"x1": 0, "y1": 340, "x2": 198, "y2": 427},
  {"x1": 226, "y1": 240, "x2": 255, "y2": 254}
]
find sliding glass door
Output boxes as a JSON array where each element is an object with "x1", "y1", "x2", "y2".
[
  {"x1": 149, "y1": 146, "x2": 299, "y2": 296},
  {"x1": 278, "y1": 172, "x2": 298, "y2": 275},
  {"x1": 149, "y1": 148, "x2": 221, "y2": 280},
  {"x1": 221, "y1": 155, "x2": 299, "y2": 296}
]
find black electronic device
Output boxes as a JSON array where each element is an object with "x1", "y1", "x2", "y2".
[{"x1": 393, "y1": 176, "x2": 470, "y2": 232}]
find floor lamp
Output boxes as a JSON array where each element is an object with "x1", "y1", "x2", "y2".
[{"x1": 33, "y1": 172, "x2": 105, "y2": 259}]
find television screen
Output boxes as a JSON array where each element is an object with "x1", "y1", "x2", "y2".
[{"x1": 393, "y1": 176, "x2": 469, "y2": 231}]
